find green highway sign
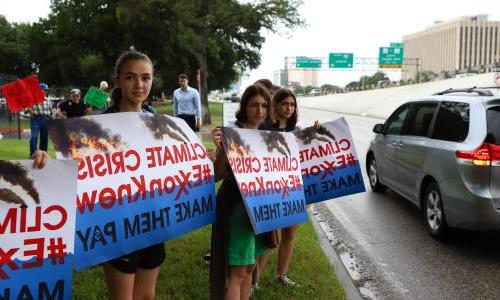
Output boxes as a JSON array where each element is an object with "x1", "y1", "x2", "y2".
[
  {"x1": 296, "y1": 56, "x2": 322, "y2": 68},
  {"x1": 379, "y1": 47, "x2": 404, "y2": 69},
  {"x1": 329, "y1": 53, "x2": 353, "y2": 68},
  {"x1": 390, "y1": 42, "x2": 404, "y2": 48}
]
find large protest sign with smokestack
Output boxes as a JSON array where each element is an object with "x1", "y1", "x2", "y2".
[
  {"x1": 221, "y1": 127, "x2": 308, "y2": 234},
  {"x1": 0, "y1": 160, "x2": 77, "y2": 300},
  {"x1": 47, "y1": 113, "x2": 216, "y2": 270},
  {"x1": 294, "y1": 118, "x2": 365, "y2": 204}
]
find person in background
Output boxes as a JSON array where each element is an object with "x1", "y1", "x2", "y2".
[
  {"x1": 100, "y1": 80, "x2": 109, "y2": 92},
  {"x1": 100, "y1": 80, "x2": 111, "y2": 110},
  {"x1": 57, "y1": 88, "x2": 88, "y2": 118},
  {"x1": 173, "y1": 74, "x2": 201, "y2": 131},
  {"x1": 27, "y1": 83, "x2": 52, "y2": 157},
  {"x1": 254, "y1": 79, "x2": 280, "y2": 96}
]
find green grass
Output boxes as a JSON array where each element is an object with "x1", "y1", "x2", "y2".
[
  {"x1": 0, "y1": 139, "x2": 55, "y2": 159},
  {"x1": 153, "y1": 101, "x2": 223, "y2": 129},
  {"x1": 0, "y1": 118, "x2": 30, "y2": 130},
  {"x1": 70, "y1": 222, "x2": 345, "y2": 299},
  {"x1": 0, "y1": 110, "x2": 346, "y2": 299}
]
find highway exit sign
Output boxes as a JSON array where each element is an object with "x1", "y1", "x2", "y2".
[
  {"x1": 379, "y1": 47, "x2": 404, "y2": 69},
  {"x1": 329, "y1": 53, "x2": 353, "y2": 68},
  {"x1": 296, "y1": 56, "x2": 322, "y2": 68},
  {"x1": 390, "y1": 42, "x2": 404, "y2": 48}
]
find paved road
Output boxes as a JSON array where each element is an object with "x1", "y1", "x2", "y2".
[{"x1": 299, "y1": 104, "x2": 500, "y2": 299}]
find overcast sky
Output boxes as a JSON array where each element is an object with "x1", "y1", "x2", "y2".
[{"x1": 2, "y1": 0, "x2": 499, "y2": 87}]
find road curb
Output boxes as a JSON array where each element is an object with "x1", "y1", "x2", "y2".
[
  {"x1": 299, "y1": 103, "x2": 386, "y2": 121},
  {"x1": 309, "y1": 211, "x2": 363, "y2": 300}
]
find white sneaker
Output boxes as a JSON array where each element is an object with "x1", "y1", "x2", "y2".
[
  {"x1": 249, "y1": 283, "x2": 259, "y2": 296},
  {"x1": 276, "y1": 274, "x2": 298, "y2": 286}
]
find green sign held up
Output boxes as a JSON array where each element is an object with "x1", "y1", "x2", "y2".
[{"x1": 84, "y1": 86, "x2": 108, "y2": 109}]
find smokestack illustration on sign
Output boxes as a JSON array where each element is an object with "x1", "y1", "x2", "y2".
[
  {"x1": 221, "y1": 127, "x2": 251, "y2": 157},
  {"x1": 293, "y1": 125, "x2": 336, "y2": 145},
  {"x1": 0, "y1": 161, "x2": 40, "y2": 207},
  {"x1": 260, "y1": 131, "x2": 291, "y2": 156},
  {"x1": 48, "y1": 118, "x2": 125, "y2": 158},
  {"x1": 140, "y1": 113, "x2": 191, "y2": 143}
]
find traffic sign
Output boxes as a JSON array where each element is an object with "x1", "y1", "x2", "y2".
[
  {"x1": 296, "y1": 56, "x2": 322, "y2": 68},
  {"x1": 329, "y1": 53, "x2": 353, "y2": 68},
  {"x1": 390, "y1": 42, "x2": 404, "y2": 48},
  {"x1": 379, "y1": 47, "x2": 404, "y2": 69}
]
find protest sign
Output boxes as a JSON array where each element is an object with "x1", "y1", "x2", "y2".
[
  {"x1": 0, "y1": 76, "x2": 45, "y2": 113},
  {"x1": 0, "y1": 160, "x2": 77, "y2": 300},
  {"x1": 83, "y1": 86, "x2": 108, "y2": 109},
  {"x1": 221, "y1": 127, "x2": 307, "y2": 234},
  {"x1": 294, "y1": 118, "x2": 365, "y2": 204},
  {"x1": 47, "y1": 113, "x2": 215, "y2": 270}
]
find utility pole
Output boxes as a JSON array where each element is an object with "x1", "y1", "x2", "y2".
[
  {"x1": 416, "y1": 58, "x2": 420, "y2": 83},
  {"x1": 361, "y1": 57, "x2": 366, "y2": 90},
  {"x1": 284, "y1": 56, "x2": 289, "y2": 88}
]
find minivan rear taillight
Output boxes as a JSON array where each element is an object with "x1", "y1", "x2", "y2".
[{"x1": 456, "y1": 143, "x2": 500, "y2": 166}]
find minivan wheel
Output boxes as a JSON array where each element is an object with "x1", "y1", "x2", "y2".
[
  {"x1": 423, "y1": 182, "x2": 449, "y2": 239},
  {"x1": 367, "y1": 155, "x2": 387, "y2": 193}
]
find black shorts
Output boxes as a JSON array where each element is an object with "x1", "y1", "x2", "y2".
[{"x1": 108, "y1": 243, "x2": 166, "y2": 274}]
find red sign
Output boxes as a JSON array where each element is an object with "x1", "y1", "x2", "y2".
[{"x1": 0, "y1": 76, "x2": 45, "y2": 113}]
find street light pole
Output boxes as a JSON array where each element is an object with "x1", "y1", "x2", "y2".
[
  {"x1": 416, "y1": 58, "x2": 420, "y2": 83},
  {"x1": 284, "y1": 56, "x2": 289, "y2": 88},
  {"x1": 361, "y1": 58, "x2": 366, "y2": 90}
]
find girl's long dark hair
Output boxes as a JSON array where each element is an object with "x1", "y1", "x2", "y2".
[
  {"x1": 272, "y1": 88, "x2": 298, "y2": 129},
  {"x1": 235, "y1": 84, "x2": 272, "y2": 126},
  {"x1": 110, "y1": 50, "x2": 153, "y2": 107}
]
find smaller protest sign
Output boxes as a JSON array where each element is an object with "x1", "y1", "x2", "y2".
[
  {"x1": 83, "y1": 86, "x2": 108, "y2": 109},
  {"x1": 221, "y1": 127, "x2": 308, "y2": 234},
  {"x1": 294, "y1": 118, "x2": 365, "y2": 204},
  {"x1": 0, "y1": 160, "x2": 77, "y2": 300},
  {"x1": 0, "y1": 76, "x2": 44, "y2": 113}
]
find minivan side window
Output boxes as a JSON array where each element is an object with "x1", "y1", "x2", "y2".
[
  {"x1": 431, "y1": 102, "x2": 469, "y2": 142},
  {"x1": 401, "y1": 103, "x2": 438, "y2": 136},
  {"x1": 487, "y1": 107, "x2": 500, "y2": 145},
  {"x1": 385, "y1": 104, "x2": 409, "y2": 135}
]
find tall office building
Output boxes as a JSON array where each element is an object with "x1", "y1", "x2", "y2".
[
  {"x1": 287, "y1": 69, "x2": 319, "y2": 87},
  {"x1": 402, "y1": 15, "x2": 500, "y2": 80},
  {"x1": 272, "y1": 68, "x2": 319, "y2": 87},
  {"x1": 273, "y1": 69, "x2": 286, "y2": 86}
]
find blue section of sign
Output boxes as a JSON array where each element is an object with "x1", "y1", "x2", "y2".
[
  {"x1": 245, "y1": 189, "x2": 308, "y2": 234},
  {"x1": 302, "y1": 161, "x2": 365, "y2": 204},
  {"x1": 74, "y1": 178, "x2": 215, "y2": 270},
  {"x1": 1, "y1": 255, "x2": 73, "y2": 300}
]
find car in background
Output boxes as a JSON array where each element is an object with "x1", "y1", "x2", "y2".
[
  {"x1": 366, "y1": 88, "x2": 500, "y2": 239},
  {"x1": 309, "y1": 89, "x2": 321, "y2": 96},
  {"x1": 224, "y1": 93, "x2": 240, "y2": 102}
]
